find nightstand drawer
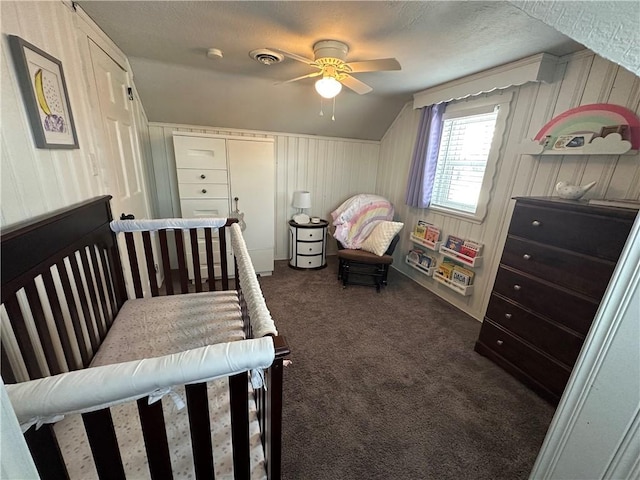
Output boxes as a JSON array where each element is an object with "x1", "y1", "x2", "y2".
[
  {"x1": 486, "y1": 294, "x2": 584, "y2": 367},
  {"x1": 296, "y1": 228, "x2": 325, "y2": 241},
  {"x1": 509, "y1": 203, "x2": 631, "y2": 261},
  {"x1": 501, "y1": 236, "x2": 615, "y2": 299},
  {"x1": 493, "y1": 266, "x2": 598, "y2": 335},
  {"x1": 295, "y1": 254, "x2": 323, "y2": 268},
  {"x1": 296, "y1": 241, "x2": 323, "y2": 255},
  {"x1": 477, "y1": 319, "x2": 571, "y2": 397}
]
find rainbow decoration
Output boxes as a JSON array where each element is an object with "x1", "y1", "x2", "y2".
[{"x1": 534, "y1": 103, "x2": 640, "y2": 150}]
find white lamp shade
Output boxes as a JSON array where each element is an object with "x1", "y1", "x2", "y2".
[
  {"x1": 292, "y1": 191, "x2": 311, "y2": 209},
  {"x1": 315, "y1": 77, "x2": 342, "y2": 99}
]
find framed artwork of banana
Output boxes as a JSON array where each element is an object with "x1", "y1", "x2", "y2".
[{"x1": 9, "y1": 35, "x2": 78, "y2": 149}]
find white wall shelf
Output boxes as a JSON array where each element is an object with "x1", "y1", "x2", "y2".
[
  {"x1": 439, "y1": 245, "x2": 483, "y2": 267},
  {"x1": 409, "y1": 234, "x2": 441, "y2": 251},
  {"x1": 433, "y1": 271, "x2": 474, "y2": 296},
  {"x1": 405, "y1": 256, "x2": 435, "y2": 277},
  {"x1": 519, "y1": 133, "x2": 636, "y2": 156}
]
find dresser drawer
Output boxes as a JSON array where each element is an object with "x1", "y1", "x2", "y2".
[
  {"x1": 177, "y1": 169, "x2": 227, "y2": 184},
  {"x1": 477, "y1": 319, "x2": 571, "y2": 398},
  {"x1": 180, "y1": 199, "x2": 230, "y2": 219},
  {"x1": 493, "y1": 266, "x2": 598, "y2": 335},
  {"x1": 486, "y1": 294, "x2": 584, "y2": 367},
  {"x1": 296, "y1": 241, "x2": 323, "y2": 255},
  {"x1": 295, "y1": 227, "x2": 325, "y2": 241},
  {"x1": 501, "y1": 237, "x2": 615, "y2": 299},
  {"x1": 174, "y1": 136, "x2": 227, "y2": 169},
  {"x1": 509, "y1": 203, "x2": 631, "y2": 261},
  {"x1": 178, "y1": 183, "x2": 229, "y2": 199}
]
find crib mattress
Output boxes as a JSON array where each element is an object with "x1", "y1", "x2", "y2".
[{"x1": 54, "y1": 291, "x2": 267, "y2": 479}]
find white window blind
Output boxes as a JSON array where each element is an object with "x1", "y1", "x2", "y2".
[{"x1": 431, "y1": 108, "x2": 499, "y2": 214}]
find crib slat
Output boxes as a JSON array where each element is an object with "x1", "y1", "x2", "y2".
[
  {"x1": 158, "y1": 230, "x2": 174, "y2": 295},
  {"x1": 266, "y1": 359, "x2": 285, "y2": 480},
  {"x1": 185, "y1": 383, "x2": 215, "y2": 480},
  {"x1": 137, "y1": 398, "x2": 174, "y2": 480},
  {"x1": 189, "y1": 229, "x2": 203, "y2": 293},
  {"x1": 68, "y1": 254, "x2": 100, "y2": 353},
  {"x1": 4, "y1": 294, "x2": 43, "y2": 380},
  {"x1": 1, "y1": 346, "x2": 17, "y2": 384},
  {"x1": 88, "y1": 246, "x2": 111, "y2": 337},
  {"x1": 42, "y1": 269, "x2": 78, "y2": 371},
  {"x1": 82, "y1": 408, "x2": 126, "y2": 480},
  {"x1": 56, "y1": 259, "x2": 91, "y2": 366},
  {"x1": 205, "y1": 229, "x2": 216, "y2": 291},
  {"x1": 98, "y1": 249, "x2": 118, "y2": 328},
  {"x1": 229, "y1": 372, "x2": 250, "y2": 480},
  {"x1": 79, "y1": 248, "x2": 107, "y2": 340},
  {"x1": 142, "y1": 231, "x2": 159, "y2": 297},
  {"x1": 25, "y1": 425, "x2": 69, "y2": 480},
  {"x1": 219, "y1": 227, "x2": 229, "y2": 291},
  {"x1": 174, "y1": 231, "x2": 190, "y2": 294},
  {"x1": 125, "y1": 232, "x2": 144, "y2": 298},
  {"x1": 24, "y1": 281, "x2": 63, "y2": 375}
]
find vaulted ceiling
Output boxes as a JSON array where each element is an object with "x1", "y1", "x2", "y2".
[{"x1": 77, "y1": 1, "x2": 589, "y2": 140}]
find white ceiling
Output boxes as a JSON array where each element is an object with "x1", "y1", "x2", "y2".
[{"x1": 77, "y1": 1, "x2": 587, "y2": 140}]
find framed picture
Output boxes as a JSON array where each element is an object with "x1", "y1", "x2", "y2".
[
  {"x1": 599, "y1": 124, "x2": 628, "y2": 140},
  {"x1": 8, "y1": 35, "x2": 79, "y2": 149},
  {"x1": 552, "y1": 133, "x2": 594, "y2": 150}
]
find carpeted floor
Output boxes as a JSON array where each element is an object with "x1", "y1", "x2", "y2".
[{"x1": 258, "y1": 257, "x2": 556, "y2": 480}]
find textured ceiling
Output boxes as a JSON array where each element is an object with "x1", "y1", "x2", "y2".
[{"x1": 77, "y1": 1, "x2": 586, "y2": 140}]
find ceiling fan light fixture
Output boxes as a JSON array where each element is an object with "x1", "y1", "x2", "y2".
[{"x1": 315, "y1": 76, "x2": 342, "y2": 99}]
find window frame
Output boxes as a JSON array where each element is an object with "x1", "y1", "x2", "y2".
[{"x1": 429, "y1": 91, "x2": 513, "y2": 223}]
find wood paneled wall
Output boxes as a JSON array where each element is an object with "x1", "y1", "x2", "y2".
[
  {"x1": 377, "y1": 51, "x2": 640, "y2": 321},
  {"x1": 148, "y1": 124, "x2": 380, "y2": 260},
  {"x1": 0, "y1": 1, "x2": 153, "y2": 227}
]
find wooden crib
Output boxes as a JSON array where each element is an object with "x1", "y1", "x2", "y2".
[{"x1": 0, "y1": 195, "x2": 289, "y2": 480}]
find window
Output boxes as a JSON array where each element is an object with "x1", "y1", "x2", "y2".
[{"x1": 430, "y1": 94, "x2": 511, "y2": 222}]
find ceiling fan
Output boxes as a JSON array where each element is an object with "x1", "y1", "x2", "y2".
[{"x1": 272, "y1": 40, "x2": 401, "y2": 98}]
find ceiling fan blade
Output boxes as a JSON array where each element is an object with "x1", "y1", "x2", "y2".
[
  {"x1": 347, "y1": 58, "x2": 401, "y2": 73},
  {"x1": 277, "y1": 71, "x2": 322, "y2": 85},
  {"x1": 341, "y1": 75, "x2": 373, "y2": 95},
  {"x1": 269, "y1": 48, "x2": 316, "y2": 65}
]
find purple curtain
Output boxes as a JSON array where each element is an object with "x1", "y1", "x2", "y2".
[{"x1": 404, "y1": 103, "x2": 446, "y2": 208}]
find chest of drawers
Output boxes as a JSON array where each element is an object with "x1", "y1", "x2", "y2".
[{"x1": 475, "y1": 197, "x2": 636, "y2": 403}]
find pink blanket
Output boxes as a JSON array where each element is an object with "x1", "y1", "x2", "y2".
[{"x1": 331, "y1": 194, "x2": 395, "y2": 249}]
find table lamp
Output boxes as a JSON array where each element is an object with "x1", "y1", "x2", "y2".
[{"x1": 292, "y1": 191, "x2": 311, "y2": 224}]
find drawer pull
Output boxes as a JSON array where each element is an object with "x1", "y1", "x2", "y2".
[
  {"x1": 200, "y1": 174, "x2": 206, "y2": 179},
  {"x1": 496, "y1": 340, "x2": 504, "y2": 346},
  {"x1": 309, "y1": 248, "x2": 313, "y2": 252},
  {"x1": 504, "y1": 313, "x2": 512, "y2": 319},
  {"x1": 531, "y1": 220, "x2": 541, "y2": 227},
  {"x1": 513, "y1": 284, "x2": 522, "y2": 291},
  {"x1": 522, "y1": 254, "x2": 531, "y2": 260},
  {"x1": 201, "y1": 189, "x2": 207, "y2": 194}
]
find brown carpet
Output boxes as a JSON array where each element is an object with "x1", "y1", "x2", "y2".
[{"x1": 258, "y1": 257, "x2": 555, "y2": 480}]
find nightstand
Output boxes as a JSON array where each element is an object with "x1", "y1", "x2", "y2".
[{"x1": 288, "y1": 219, "x2": 328, "y2": 269}]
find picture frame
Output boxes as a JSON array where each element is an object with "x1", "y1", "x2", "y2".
[
  {"x1": 8, "y1": 35, "x2": 79, "y2": 149},
  {"x1": 552, "y1": 133, "x2": 594, "y2": 150},
  {"x1": 599, "y1": 124, "x2": 628, "y2": 140}
]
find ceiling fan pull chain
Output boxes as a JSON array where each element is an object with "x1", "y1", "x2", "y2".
[
  {"x1": 319, "y1": 97, "x2": 324, "y2": 117},
  {"x1": 332, "y1": 97, "x2": 336, "y2": 121}
]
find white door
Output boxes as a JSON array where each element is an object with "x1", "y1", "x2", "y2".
[
  {"x1": 89, "y1": 40, "x2": 148, "y2": 220},
  {"x1": 228, "y1": 139, "x2": 275, "y2": 274},
  {"x1": 89, "y1": 41, "x2": 151, "y2": 296}
]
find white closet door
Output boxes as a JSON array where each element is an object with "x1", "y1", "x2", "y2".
[{"x1": 227, "y1": 139, "x2": 275, "y2": 274}]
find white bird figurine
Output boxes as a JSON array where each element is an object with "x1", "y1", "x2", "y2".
[{"x1": 555, "y1": 180, "x2": 597, "y2": 200}]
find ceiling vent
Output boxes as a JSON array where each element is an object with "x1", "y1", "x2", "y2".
[{"x1": 249, "y1": 49, "x2": 284, "y2": 66}]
